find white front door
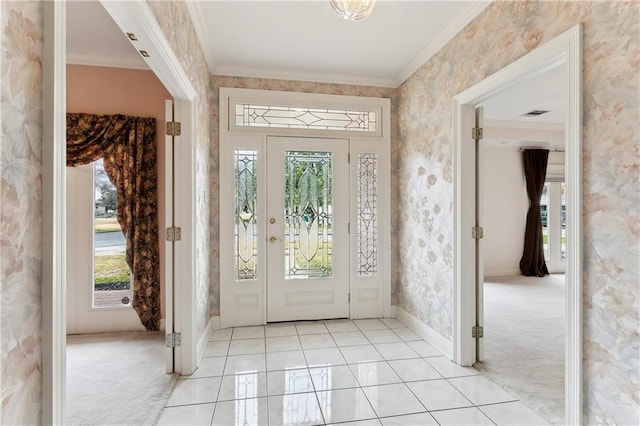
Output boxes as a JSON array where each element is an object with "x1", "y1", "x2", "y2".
[{"x1": 266, "y1": 137, "x2": 349, "y2": 321}]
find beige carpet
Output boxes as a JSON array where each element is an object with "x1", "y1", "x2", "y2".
[
  {"x1": 66, "y1": 331, "x2": 177, "y2": 426},
  {"x1": 475, "y1": 274, "x2": 565, "y2": 425}
]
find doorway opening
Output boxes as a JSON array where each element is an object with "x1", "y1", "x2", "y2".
[
  {"x1": 43, "y1": 1, "x2": 198, "y2": 423},
  {"x1": 453, "y1": 25, "x2": 583, "y2": 425},
  {"x1": 64, "y1": 2, "x2": 173, "y2": 423},
  {"x1": 473, "y1": 61, "x2": 568, "y2": 424}
]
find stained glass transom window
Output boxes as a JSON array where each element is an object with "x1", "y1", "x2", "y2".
[
  {"x1": 357, "y1": 153, "x2": 378, "y2": 276},
  {"x1": 234, "y1": 150, "x2": 258, "y2": 281},
  {"x1": 235, "y1": 104, "x2": 377, "y2": 133},
  {"x1": 284, "y1": 151, "x2": 333, "y2": 279}
]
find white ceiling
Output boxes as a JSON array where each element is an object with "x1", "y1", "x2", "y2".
[
  {"x1": 65, "y1": 0, "x2": 566, "y2": 146},
  {"x1": 482, "y1": 63, "x2": 566, "y2": 125},
  {"x1": 66, "y1": 0, "x2": 490, "y2": 87},
  {"x1": 66, "y1": 1, "x2": 148, "y2": 70},
  {"x1": 188, "y1": 1, "x2": 489, "y2": 87}
]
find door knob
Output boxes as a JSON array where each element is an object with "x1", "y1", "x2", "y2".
[
  {"x1": 269, "y1": 218, "x2": 276, "y2": 224},
  {"x1": 269, "y1": 236, "x2": 278, "y2": 243}
]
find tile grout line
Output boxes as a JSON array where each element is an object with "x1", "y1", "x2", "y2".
[
  {"x1": 349, "y1": 320, "x2": 391, "y2": 424},
  {"x1": 330, "y1": 320, "x2": 381, "y2": 425},
  {"x1": 297, "y1": 322, "x2": 327, "y2": 425},
  {"x1": 305, "y1": 341, "x2": 327, "y2": 425},
  {"x1": 209, "y1": 330, "x2": 233, "y2": 423},
  {"x1": 440, "y1": 373, "x2": 516, "y2": 425}
]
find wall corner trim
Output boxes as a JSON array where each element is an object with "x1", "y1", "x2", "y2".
[
  {"x1": 196, "y1": 316, "x2": 220, "y2": 364},
  {"x1": 393, "y1": 305, "x2": 453, "y2": 360}
]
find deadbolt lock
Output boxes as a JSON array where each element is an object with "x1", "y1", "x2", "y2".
[{"x1": 269, "y1": 218, "x2": 276, "y2": 224}]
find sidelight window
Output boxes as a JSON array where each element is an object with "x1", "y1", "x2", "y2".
[
  {"x1": 356, "y1": 153, "x2": 378, "y2": 276},
  {"x1": 234, "y1": 150, "x2": 259, "y2": 281}
]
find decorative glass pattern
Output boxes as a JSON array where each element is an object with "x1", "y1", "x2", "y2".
[
  {"x1": 234, "y1": 150, "x2": 258, "y2": 280},
  {"x1": 357, "y1": 153, "x2": 378, "y2": 276},
  {"x1": 284, "y1": 151, "x2": 333, "y2": 279},
  {"x1": 236, "y1": 104, "x2": 377, "y2": 133}
]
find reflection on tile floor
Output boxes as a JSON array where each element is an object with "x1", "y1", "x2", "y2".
[{"x1": 158, "y1": 318, "x2": 549, "y2": 426}]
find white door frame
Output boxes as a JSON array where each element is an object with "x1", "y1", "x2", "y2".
[
  {"x1": 452, "y1": 25, "x2": 583, "y2": 425},
  {"x1": 42, "y1": 2, "x2": 198, "y2": 423},
  {"x1": 219, "y1": 88, "x2": 392, "y2": 328}
]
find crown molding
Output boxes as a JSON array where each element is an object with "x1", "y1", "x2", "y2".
[
  {"x1": 483, "y1": 119, "x2": 565, "y2": 148},
  {"x1": 185, "y1": 0, "x2": 216, "y2": 73},
  {"x1": 213, "y1": 65, "x2": 397, "y2": 88},
  {"x1": 393, "y1": 1, "x2": 492, "y2": 87},
  {"x1": 66, "y1": 52, "x2": 149, "y2": 70},
  {"x1": 484, "y1": 119, "x2": 565, "y2": 132}
]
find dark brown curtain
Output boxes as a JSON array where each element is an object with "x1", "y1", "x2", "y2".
[
  {"x1": 67, "y1": 113, "x2": 160, "y2": 330},
  {"x1": 519, "y1": 149, "x2": 550, "y2": 277}
]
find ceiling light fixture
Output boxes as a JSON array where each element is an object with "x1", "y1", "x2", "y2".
[{"x1": 329, "y1": 0, "x2": 376, "y2": 21}]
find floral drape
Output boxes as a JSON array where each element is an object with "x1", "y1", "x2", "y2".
[{"x1": 67, "y1": 113, "x2": 160, "y2": 330}]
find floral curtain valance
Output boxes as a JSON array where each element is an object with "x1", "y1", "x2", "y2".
[{"x1": 67, "y1": 113, "x2": 160, "y2": 330}]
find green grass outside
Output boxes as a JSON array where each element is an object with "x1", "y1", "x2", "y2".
[
  {"x1": 95, "y1": 217, "x2": 121, "y2": 233},
  {"x1": 94, "y1": 254, "x2": 130, "y2": 285},
  {"x1": 543, "y1": 235, "x2": 567, "y2": 245}
]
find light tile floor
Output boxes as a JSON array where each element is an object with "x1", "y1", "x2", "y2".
[{"x1": 158, "y1": 319, "x2": 549, "y2": 426}]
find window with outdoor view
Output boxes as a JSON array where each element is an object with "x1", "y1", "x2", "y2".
[
  {"x1": 93, "y1": 159, "x2": 132, "y2": 308},
  {"x1": 234, "y1": 150, "x2": 258, "y2": 281},
  {"x1": 284, "y1": 151, "x2": 334, "y2": 279},
  {"x1": 357, "y1": 153, "x2": 378, "y2": 276}
]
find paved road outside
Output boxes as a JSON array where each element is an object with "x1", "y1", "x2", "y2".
[
  {"x1": 94, "y1": 289, "x2": 131, "y2": 308},
  {"x1": 95, "y1": 231, "x2": 125, "y2": 255}
]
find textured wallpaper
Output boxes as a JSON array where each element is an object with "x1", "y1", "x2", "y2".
[
  {"x1": 208, "y1": 75, "x2": 398, "y2": 316},
  {"x1": 1, "y1": 1, "x2": 637, "y2": 424},
  {"x1": 396, "y1": 2, "x2": 639, "y2": 424},
  {"x1": 146, "y1": 1, "x2": 212, "y2": 340},
  {"x1": 0, "y1": 1, "x2": 44, "y2": 424}
]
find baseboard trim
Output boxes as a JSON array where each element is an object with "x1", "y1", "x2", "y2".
[
  {"x1": 484, "y1": 269, "x2": 522, "y2": 278},
  {"x1": 394, "y1": 305, "x2": 453, "y2": 359},
  {"x1": 196, "y1": 316, "x2": 219, "y2": 363},
  {"x1": 210, "y1": 316, "x2": 221, "y2": 330}
]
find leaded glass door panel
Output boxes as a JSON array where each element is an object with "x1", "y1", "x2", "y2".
[{"x1": 266, "y1": 137, "x2": 349, "y2": 321}]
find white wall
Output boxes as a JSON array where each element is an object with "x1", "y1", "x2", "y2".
[{"x1": 482, "y1": 145, "x2": 529, "y2": 276}]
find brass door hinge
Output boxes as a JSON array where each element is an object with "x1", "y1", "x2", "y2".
[
  {"x1": 471, "y1": 127, "x2": 483, "y2": 140},
  {"x1": 166, "y1": 121, "x2": 182, "y2": 136},
  {"x1": 166, "y1": 226, "x2": 182, "y2": 242},
  {"x1": 472, "y1": 326, "x2": 484, "y2": 339},
  {"x1": 472, "y1": 226, "x2": 484, "y2": 240}
]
